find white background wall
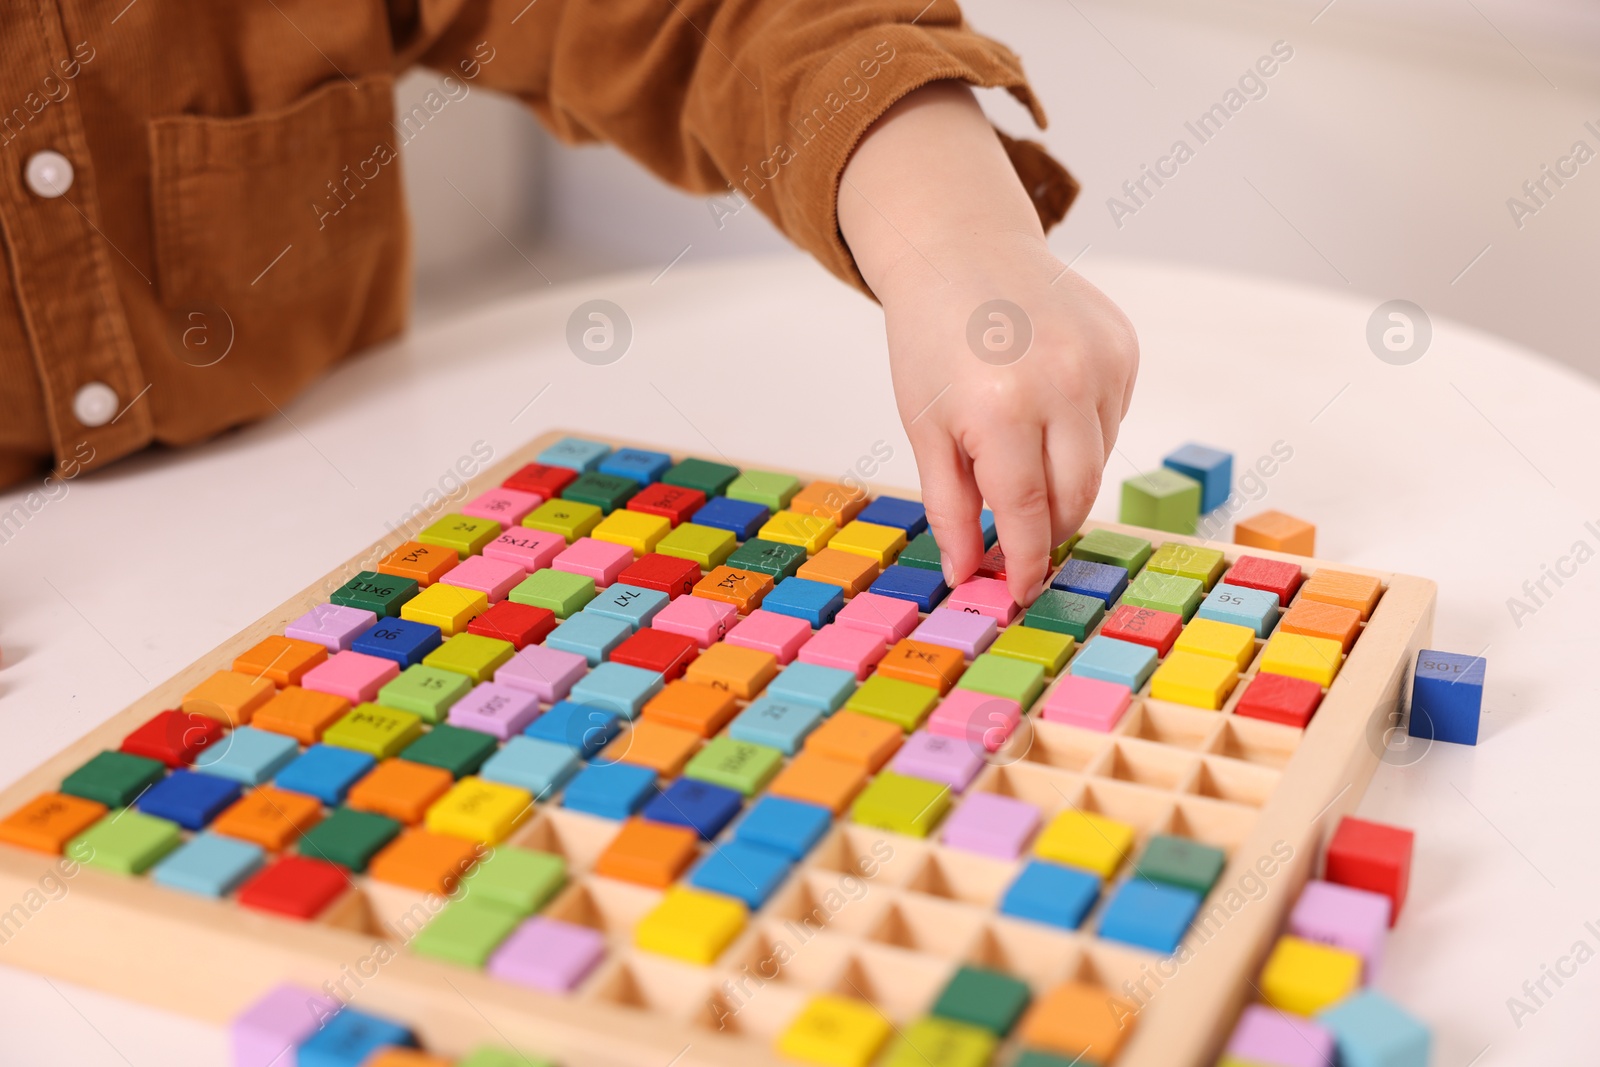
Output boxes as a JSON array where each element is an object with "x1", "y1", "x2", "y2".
[{"x1": 397, "y1": 0, "x2": 1600, "y2": 377}]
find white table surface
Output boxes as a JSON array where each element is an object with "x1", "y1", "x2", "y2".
[{"x1": 1, "y1": 253, "x2": 1596, "y2": 1065}]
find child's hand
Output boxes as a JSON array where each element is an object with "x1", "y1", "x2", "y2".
[{"x1": 840, "y1": 83, "x2": 1138, "y2": 606}]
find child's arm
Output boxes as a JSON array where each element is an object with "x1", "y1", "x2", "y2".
[{"x1": 838, "y1": 81, "x2": 1139, "y2": 606}]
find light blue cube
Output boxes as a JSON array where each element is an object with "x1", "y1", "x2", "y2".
[
  {"x1": 546, "y1": 612, "x2": 632, "y2": 666},
  {"x1": 151, "y1": 832, "x2": 265, "y2": 897},
  {"x1": 1197, "y1": 583, "x2": 1280, "y2": 638},
  {"x1": 598, "y1": 447, "x2": 673, "y2": 485},
  {"x1": 734, "y1": 796, "x2": 831, "y2": 859},
  {"x1": 1070, "y1": 636, "x2": 1158, "y2": 691},
  {"x1": 536, "y1": 436, "x2": 611, "y2": 473},
  {"x1": 273, "y1": 744, "x2": 374, "y2": 805},
  {"x1": 570, "y1": 662, "x2": 664, "y2": 719},
  {"x1": 1317, "y1": 989, "x2": 1431, "y2": 1067},
  {"x1": 729, "y1": 696, "x2": 826, "y2": 755},
  {"x1": 479, "y1": 736, "x2": 583, "y2": 800},
  {"x1": 525, "y1": 701, "x2": 621, "y2": 757},
  {"x1": 1163, "y1": 443, "x2": 1233, "y2": 512},
  {"x1": 767, "y1": 662, "x2": 857, "y2": 711},
  {"x1": 689, "y1": 841, "x2": 793, "y2": 908},
  {"x1": 1000, "y1": 861, "x2": 1100, "y2": 930},
  {"x1": 979, "y1": 509, "x2": 998, "y2": 548},
  {"x1": 762, "y1": 577, "x2": 844, "y2": 628},
  {"x1": 585, "y1": 583, "x2": 669, "y2": 632},
  {"x1": 193, "y1": 726, "x2": 299, "y2": 785}
]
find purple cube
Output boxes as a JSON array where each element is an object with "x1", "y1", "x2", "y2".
[
  {"x1": 889, "y1": 730, "x2": 985, "y2": 791},
  {"x1": 488, "y1": 917, "x2": 606, "y2": 993},
  {"x1": 911, "y1": 609, "x2": 998, "y2": 658},
  {"x1": 231, "y1": 983, "x2": 341, "y2": 1067},
  {"x1": 448, "y1": 681, "x2": 542, "y2": 740},
  {"x1": 1289, "y1": 879, "x2": 1391, "y2": 979},
  {"x1": 940, "y1": 792, "x2": 1041, "y2": 860},
  {"x1": 285, "y1": 603, "x2": 378, "y2": 652},
  {"x1": 1226, "y1": 1004, "x2": 1335, "y2": 1067}
]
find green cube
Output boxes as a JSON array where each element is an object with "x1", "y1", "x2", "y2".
[
  {"x1": 460, "y1": 1048, "x2": 556, "y2": 1067},
  {"x1": 68, "y1": 810, "x2": 181, "y2": 875},
  {"x1": 423, "y1": 632, "x2": 515, "y2": 683},
  {"x1": 684, "y1": 736, "x2": 783, "y2": 795},
  {"x1": 726, "y1": 538, "x2": 808, "y2": 580},
  {"x1": 932, "y1": 965, "x2": 1032, "y2": 1036},
  {"x1": 400, "y1": 724, "x2": 499, "y2": 778},
  {"x1": 298, "y1": 807, "x2": 401, "y2": 872},
  {"x1": 331, "y1": 570, "x2": 419, "y2": 617},
  {"x1": 323, "y1": 704, "x2": 424, "y2": 759},
  {"x1": 1015, "y1": 1053, "x2": 1091, "y2": 1067},
  {"x1": 844, "y1": 675, "x2": 939, "y2": 732},
  {"x1": 460, "y1": 846, "x2": 566, "y2": 916},
  {"x1": 510, "y1": 569, "x2": 596, "y2": 618},
  {"x1": 419, "y1": 514, "x2": 502, "y2": 559},
  {"x1": 898, "y1": 532, "x2": 943, "y2": 571},
  {"x1": 1123, "y1": 570, "x2": 1205, "y2": 621},
  {"x1": 1071, "y1": 529, "x2": 1153, "y2": 573},
  {"x1": 1052, "y1": 535, "x2": 1080, "y2": 566},
  {"x1": 850, "y1": 771, "x2": 950, "y2": 838},
  {"x1": 562, "y1": 472, "x2": 638, "y2": 513},
  {"x1": 954, "y1": 653, "x2": 1045, "y2": 708},
  {"x1": 378, "y1": 664, "x2": 474, "y2": 723},
  {"x1": 1135, "y1": 834, "x2": 1226, "y2": 895},
  {"x1": 1147, "y1": 542, "x2": 1226, "y2": 589},
  {"x1": 1024, "y1": 589, "x2": 1104, "y2": 641},
  {"x1": 61, "y1": 751, "x2": 166, "y2": 808},
  {"x1": 725, "y1": 469, "x2": 801, "y2": 511},
  {"x1": 880, "y1": 1017, "x2": 997, "y2": 1067},
  {"x1": 988, "y1": 626, "x2": 1075, "y2": 675},
  {"x1": 1121, "y1": 469, "x2": 1202, "y2": 534},
  {"x1": 410, "y1": 897, "x2": 523, "y2": 968},
  {"x1": 662, "y1": 457, "x2": 740, "y2": 497}
]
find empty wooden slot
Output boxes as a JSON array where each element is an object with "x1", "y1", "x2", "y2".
[
  {"x1": 765, "y1": 870, "x2": 890, "y2": 940},
  {"x1": 802, "y1": 824, "x2": 924, "y2": 888},
  {"x1": 1074, "y1": 779, "x2": 1180, "y2": 836},
  {"x1": 585, "y1": 952, "x2": 719, "y2": 1020},
  {"x1": 358, "y1": 880, "x2": 452, "y2": 943},
  {"x1": 1116, "y1": 701, "x2": 1217, "y2": 750},
  {"x1": 971, "y1": 760, "x2": 1085, "y2": 812},
  {"x1": 1206, "y1": 715, "x2": 1303, "y2": 769},
  {"x1": 695, "y1": 980, "x2": 812, "y2": 1041},
  {"x1": 1076, "y1": 937, "x2": 1167, "y2": 1003},
  {"x1": 1094, "y1": 739, "x2": 1201, "y2": 792},
  {"x1": 1190, "y1": 756, "x2": 1280, "y2": 807},
  {"x1": 832, "y1": 943, "x2": 955, "y2": 1021},
  {"x1": 866, "y1": 895, "x2": 986, "y2": 958},
  {"x1": 511, "y1": 808, "x2": 623, "y2": 872},
  {"x1": 543, "y1": 877, "x2": 662, "y2": 938},
  {"x1": 726, "y1": 924, "x2": 857, "y2": 990},
  {"x1": 1020, "y1": 718, "x2": 1115, "y2": 774},
  {"x1": 904, "y1": 849, "x2": 1017, "y2": 908},
  {"x1": 1169, "y1": 797, "x2": 1260, "y2": 854},
  {"x1": 966, "y1": 916, "x2": 1083, "y2": 989}
]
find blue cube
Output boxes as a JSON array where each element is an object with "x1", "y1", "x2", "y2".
[
  {"x1": 298, "y1": 1006, "x2": 413, "y2": 1067},
  {"x1": 762, "y1": 577, "x2": 844, "y2": 628},
  {"x1": 192, "y1": 726, "x2": 300, "y2": 786},
  {"x1": 729, "y1": 696, "x2": 826, "y2": 755},
  {"x1": 693, "y1": 496, "x2": 770, "y2": 540},
  {"x1": 537, "y1": 436, "x2": 611, "y2": 473},
  {"x1": 1197, "y1": 583, "x2": 1279, "y2": 638},
  {"x1": 1317, "y1": 989, "x2": 1431, "y2": 1067},
  {"x1": 857, "y1": 495, "x2": 928, "y2": 537},
  {"x1": 561, "y1": 761, "x2": 657, "y2": 819},
  {"x1": 526, "y1": 701, "x2": 622, "y2": 757},
  {"x1": 273, "y1": 744, "x2": 375, "y2": 805},
  {"x1": 979, "y1": 509, "x2": 998, "y2": 548},
  {"x1": 690, "y1": 840, "x2": 793, "y2": 908},
  {"x1": 570, "y1": 662, "x2": 664, "y2": 719},
  {"x1": 869, "y1": 565, "x2": 949, "y2": 613},
  {"x1": 547, "y1": 612, "x2": 632, "y2": 666},
  {"x1": 1408, "y1": 649, "x2": 1485, "y2": 746},
  {"x1": 734, "y1": 796, "x2": 831, "y2": 859},
  {"x1": 641, "y1": 778, "x2": 744, "y2": 840},
  {"x1": 585, "y1": 583, "x2": 669, "y2": 632},
  {"x1": 1097, "y1": 879, "x2": 1201, "y2": 953},
  {"x1": 151, "y1": 832, "x2": 264, "y2": 897},
  {"x1": 1163, "y1": 443, "x2": 1232, "y2": 513},
  {"x1": 598, "y1": 447, "x2": 673, "y2": 485},
  {"x1": 137, "y1": 769, "x2": 242, "y2": 830},
  {"x1": 1069, "y1": 636, "x2": 1158, "y2": 691},
  {"x1": 1052, "y1": 558, "x2": 1129, "y2": 607},
  {"x1": 479, "y1": 736, "x2": 582, "y2": 799},
  {"x1": 766, "y1": 662, "x2": 857, "y2": 711},
  {"x1": 351, "y1": 618, "x2": 443, "y2": 667},
  {"x1": 999, "y1": 860, "x2": 1100, "y2": 930}
]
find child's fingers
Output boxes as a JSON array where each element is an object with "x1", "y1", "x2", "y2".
[
  {"x1": 1045, "y1": 422, "x2": 1103, "y2": 549},
  {"x1": 970, "y1": 425, "x2": 1052, "y2": 607},
  {"x1": 911, "y1": 429, "x2": 986, "y2": 587}
]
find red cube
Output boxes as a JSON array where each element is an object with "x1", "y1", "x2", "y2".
[
  {"x1": 1222, "y1": 555, "x2": 1304, "y2": 606},
  {"x1": 468, "y1": 601, "x2": 556, "y2": 650},
  {"x1": 628, "y1": 483, "x2": 707, "y2": 527},
  {"x1": 609, "y1": 628, "x2": 699, "y2": 680},
  {"x1": 620, "y1": 553, "x2": 702, "y2": 599},
  {"x1": 121, "y1": 710, "x2": 227, "y2": 767},
  {"x1": 977, "y1": 544, "x2": 1007, "y2": 581},
  {"x1": 238, "y1": 855, "x2": 350, "y2": 920},
  {"x1": 1325, "y1": 816, "x2": 1414, "y2": 926},
  {"x1": 1235, "y1": 672, "x2": 1323, "y2": 729},
  {"x1": 503, "y1": 463, "x2": 576, "y2": 499},
  {"x1": 1100, "y1": 604, "x2": 1183, "y2": 656}
]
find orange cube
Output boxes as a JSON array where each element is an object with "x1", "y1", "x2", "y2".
[
  {"x1": 593, "y1": 818, "x2": 701, "y2": 888},
  {"x1": 877, "y1": 639, "x2": 966, "y2": 694},
  {"x1": 0, "y1": 792, "x2": 107, "y2": 854},
  {"x1": 378, "y1": 540, "x2": 458, "y2": 586},
  {"x1": 641, "y1": 681, "x2": 739, "y2": 737},
  {"x1": 684, "y1": 643, "x2": 779, "y2": 700},
  {"x1": 693, "y1": 566, "x2": 774, "y2": 615},
  {"x1": 1280, "y1": 598, "x2": 1362, "y2": 651},
  {"x1": 804, "y1": 711, "x2": 903, "y2": 771},
  {"x1": 790, "y1": 481, "x2": 869, "y2": 526},
  {"x1": 613, "y1": 720, "x2": 702, "y2": 776},
  {"x1": 347, "y1": 759, "x2": 455, "y2": 825},
  {"x1": 1020, "y1": 982, "x2": 1135, "y2": 1061},
  {"x1": 1301, "y1": 568, "x2": 1383, "y2": 620},
  {"x1": 251, "y1": 686, "x2": 350, "y2": 744},
  {"x1": 768, "y1": 752, "x2": 868, "y2": 815},
  {"x1": 798, "y1": 548, "x2": 879, "y2": 596},
  {"x1": 232, "y1": 636, "x2": 328, "y2": 687},
  {"x1": 364, "y1": 1050, "x2": 453, "y2": 1067},
  {"x1": 212, "y1": 787, "x2": 324, "y2": 850},
  {"x1": 1234, "y1": 510, "x2": 1316, "y2": 556},
  {"x1": 368, "y1": 828, "x2": 482, "y2": 894},
  {"x1": 182, "y1": 670, "x2": 277, "y2": 725}
]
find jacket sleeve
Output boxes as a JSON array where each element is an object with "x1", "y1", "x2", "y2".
[{"x1": 397, "y1": 0, "x2": 1078, "y2": 295}]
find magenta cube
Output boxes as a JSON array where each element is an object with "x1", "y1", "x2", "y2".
[
  {"x1": 926, "y1": 689, "x2": 1021, "y2": 752},
  {"x1": 889, "y1": 730, "x2": 985, "y2": 790},
  {"x1": 487, "y1": 917, "x2": 606, "y2": 993},
  {"x1": 833, "y1": 592, "x2": 920, "y2": 643},
  {"x1": 944, "y1": 577, "x2": 1019, "y2": 625},
  {"x1": 651, "y1": 595, "x2": 739, "y2": 648},
  {"x1": 439, "y1": 554, "x2": 526, "y2": 602},
  {"x1": 726, "y1": 609, "x2": 812, "y2": 664},
  {"x1": 448, "y1": 681, "x2": 542, "y2": 740},
  {"x1": 495, "y1": 643, "x2": 588, "y2": 703},
  {"x1": 1041, "y1": 675, "x2": 1132, "y2": 732},
  {"x1": 912, "y1": 609, "x2": 997, "y2": 658},
  {"x1": 940, "y1": 792, "x2": 1041, "y2": 860},
  {"x1": 1226, "y1": 1004, "x2": 1336, "y2": 1067},
  {"x1": 1289, "y1": 879, "x2": 1391, "y2": 979},
  {"x1": 301, "y1": 650, "x2": 399, "y2": 703},
  {"x1": 231, "y1": 983, "x2": 340, "y2": 1067},
  {"x1": 285, "y1": 603, "x2": 378, "y2": 652},
  {"x1": 554, "y1": 537, "x2": 633, "y2": 586},
  {"x1": 797, "y1": 624, "x2": 887, "y2": 680},
  {"x1": 462, "y1": 487, "x2": 543, "y2": 525},
  {"x1": 483, "y1": 527, "x2": 566, "y2": 572}
]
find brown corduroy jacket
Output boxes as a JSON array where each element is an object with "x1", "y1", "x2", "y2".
[{"x1": 0, "y1": 0, "x2": 1074, "y2": 492}]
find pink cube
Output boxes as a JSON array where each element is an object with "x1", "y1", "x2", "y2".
[
  {"x1": 483, "y1": 527, "x2": 565, "y2": 572},
  {"x1": 300, "y1": 650, "x2": 399, "y2": 703},
  {"x1": 912, "y1": 609, "x2": 997, "y2": 658},
  {"x1": 285, "y1": 603, "x2": 377, "y2": 651},
  {"x1": 1226, "y1": 1005, "x2": 1335, "y2": 1067},
  {"x1": 726, "y1": 610, "x2": 812, "y2": 663},
  {"x1": 651, "y1": 595, "x2": 738, "y2": 648},
  {"x1": 1041, "y1": 675, "x2": 1132, "y2": 732},
  {"x1": 554, "y1": 537, "x2": 633, "y2": 586},
  {"x1": 440, "y1": 554, "x2": 526, "y2": 602},
  {"x1": 941, "y1": 792, "x2": 1040, "y2": 860},
  {"x1": 944, "y1": 577, "x2": 1019, "y2": 625},
  {"x1": 462, "y1": 487, "x2": 543, "y2": 524},
  {"x1": 1288, "y1": 880, "x2": 1391, "y2": 979},
  {"x1": 833, "y1": 592, "x2": 920, "y2": 643},
  {"x1": 797, "y1": 624, "x2": 886, "y2": 680},
  {"x1": 889, "y1": 730, "x2": 985, "y2": 790},
  {"x1": 926, "y1": 689, "x2": 1022, "y2": 752},
  {"x1": 448, "y1": 682, "x2": 542, "y2": 740},
  {"x1": 495, "y1": 644, "x2": 588, "y2": 703}
]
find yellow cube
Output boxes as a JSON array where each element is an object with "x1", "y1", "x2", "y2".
[
  {"x1": 634, "y1": 886, "x2": 746, "y2": 964},
  {"x1": 1260, "y1": 936, "x2": 1361, "y2": 1015},
  {"x1": 827, "y1": 521, "x2": 907, "y2": 567},
  {"x1": 759, "y1": 510, "x2": 837, "y2": 555},
  {"x1": 1149, "y1": 650, "x2": 1239, "y2": 710},
  {"x1": 1033, "y1": 810, "x2": 1135, "y2": 878},
  {"x1": 424, "y1": 777, "x2": 532, "y2": 844},
  {"x1": 1172, "y1": 618, "x2": 1257, "y2": 670},
  {"x1": 592, "y1": 509, "x2": 671, "y2": 557},
  {"x1": 1259, "y1": 631, "x2": 1343, "y2": 687},
  {"x1": 776, "y1": 995, "x2": 892, "y2": 1067},
  {"x1": 1146, "y1": 542, "x2": 1226, "y2": 589},
  {"x1": 989, "y1": 627, "x2": 1075, "y2": 675},
  {"x1": 523, "y1": 499, "x2": 602, "y2": 542},
  {"x1": 656, "y1": 522, "x2": 737, "y2": 569},
  {"x1": 182, "y1": 670, "x2": 276, "y2": 725},
  {"x1": 401, "y1": 583, "x2": 488, "y2": 636},
  {"x1": 423, "y1": 633, "x2": 514, "y2": 683}
]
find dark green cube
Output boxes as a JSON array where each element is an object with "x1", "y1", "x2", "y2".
[
  {"x1": 60, "y1": 750, "x2": 166, "y2": 808},
  {"x1": 331, "y1": 571, "x2": 419, "y2": 617},
  {"x1": 298, "y1": 807, "x2": 401, "y2": 872},
  {"x1": 1015, "y1": 1052, "x2": 1092, "y2": 1067},
  {"x1": 898, "y1": 532, "x2": 943, "y2": 571},
  {"x1": 562, "y1": 472, "x2": 638, "y2": 514},
  {"x1": 1070, "y1": 528, "x2": 1153, "y2": 573},
  {"x1": 662, "y1": 457, "x2": 739, "y2": 497},
  {"x1": 1135, "y1": 834, "x2": 1226, "y2": 895},
  {"x1": 726, "y1": 537, "x2": 807, "y2": 579},
  {"x1": 1024, "y1": 589, "x2": 1105, "y2": 640},
  {"x1": 931, "y1": 965, "x2": 1031, "y2": 1036},
  {"x1": 400, "y1": 724, "x2": 498, "y2": 778}
]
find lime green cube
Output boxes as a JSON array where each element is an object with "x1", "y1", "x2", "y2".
[
  {"x1": 523, "y1": 499, "x2": 603, "y2": 542},
  {"x1": 1120, "y1": 469, "x2": 1202, "y2": 534},
  {"x1": 684, "y1": 736, "x2": 783, "y2": 795},
  {"x1": 656, "y1": 522, "x2": 737, "y2": 569},
  {"x1": 881, "y1": 1017, "x2": 997, "y2": 1067},
  {"x1": 419, "y1": 514, "x2": 503, "y2": 559},
  {"x1": 988, "y1": 626, "x2": 1075, "y2": 675},
  {"x1": 850, "y1": 771, "x2": 951, "y2": 838},
  {"x1": 322, "y1": 703, "x2": 424, "y2": 759},
  {"x1": 378, "y1": 664, "x2": 474, "y2": 723},
  {"x1": 410, "y1": 897, "x2": 523, "y2": 967},
  {"x1": 1052, "y1": 536, "x2": 1080, "y2": 566},
  {"x1": 845, "y1": 675, "x2": 939, "y2": 731},
  {"x1": 1123, "y1": 570, "x2": 1205, "y2": 620},
  {"x1": 460, "y1": 846, "x2": 566, "y2": 916},
  {"x1": 510, "y1": 569, "x2": 596, "y2": 618},
  {"x1": 1070, "y1": 529, "x2": 1153, "y2": 573},
  {"x1": 69, "y1": 810, "x2": 181, "y2": 875},
  {"x1": 1146, "y1": 542, "x2": 1226, "y2": 589},
  {"x1": 460, "y1": 1048, "x2": 556, "y2": 1067},
  {"x1": 726, "y1": 469, "x2": 801, "y2": 511},
  {"x1": 954, "y1": 653, "x2": 1045, "y2": 708},
  {"x1": 424, "y1": 632, "x2": 515, "y2": 683}
]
